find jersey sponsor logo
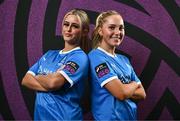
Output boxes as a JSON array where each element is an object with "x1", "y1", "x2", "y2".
[
  {"x1": 95, "y1": 63, "x2": 110, "y2": 78},
  {"x1": 38, "y1": 65, "x2": 53, "y2": 75},
  {"x1": 64, "y1": 61, "x2": 79, "y2": 74}
]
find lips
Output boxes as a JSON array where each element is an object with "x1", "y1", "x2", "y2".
[
  {"x1": 111, "y1": 34, "x2": 123, "y2": 40},
  {"x1": 64, "y1": 33, "x2": 72, "y2": 37},
  {"x1": 111, "y1": 36, "x2": 121, "y2": 40}
]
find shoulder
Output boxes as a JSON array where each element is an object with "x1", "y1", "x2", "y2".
[
  {"x1": 88, "y1": 49, "x2": 108, "y2": 66},
  {"x1": 115, "y1": 49, "x2": 131, "y2": 61},
  {"x1": 42, "y1": 50, "x2": 59, "y2": 58},
  {"x1": 44, "y1": 49, "x2": 59, "y2": 55},
  {"x1": 69, "y1": 49, "x2": 88, "y2": 63},
  {"x1": 116, "y1": 53, "x2": 131, "y2": 63},
  {"x1": 88, "y1": 49, "x2": 98, "y2": 56},
  {"x1": 88, "y1": 49, "x2": 104, "y2": 60},
  {"x1": 72, "y1": 49, "x2": 88, "y2": 59}
]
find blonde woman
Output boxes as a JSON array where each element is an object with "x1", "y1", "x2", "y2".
[
  {"x1": 88, "y1": 10, "x2": 146, "y2": 120},
  {"x1": 22, "y1": 9, "x2": 90, "y2": 120}
]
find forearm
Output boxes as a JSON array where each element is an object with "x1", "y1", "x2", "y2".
[
  {"x1": 21, "y1": 73, "x2": 48, "y2": 91},
  {"x1": 35, "y1": 74, "x2": 53, "y2": 90},
  {"x1": 131, "y1": 84, "x2": 146, "y2": 101},
  {"x1": 122, "y1": 81, "x2": 140, "y2": 99},
  {"x1": 105, "y1": 79, "x2": 139, "y2": 100},
  {"x1": 36, "y1": 73, "x2": 66, "y2": 90}
]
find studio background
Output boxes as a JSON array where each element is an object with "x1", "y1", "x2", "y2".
[{"x1": 0, "y1": 0, "x2": 179, "y2": 120}]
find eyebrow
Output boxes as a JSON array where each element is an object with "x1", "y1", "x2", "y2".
[
  {"x1": 108, "y1": 24, "x2": 124, "y2": 26},
  {"x1": 64, "y1": 21, "x2": 80, "y2": 26}
]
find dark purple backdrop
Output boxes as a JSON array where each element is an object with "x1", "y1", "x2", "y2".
[{"x1": 0, "y1": 0, "x2": 179, "y2": 120}]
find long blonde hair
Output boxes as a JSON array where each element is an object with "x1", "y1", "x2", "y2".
[
  {"x1": 92, "y1": 10, "x2": 121, "y2": 48},
  {"x1": 62, "y1": 9, "x2": 91, "y2": 53}
]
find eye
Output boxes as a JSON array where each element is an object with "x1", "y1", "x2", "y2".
[
  {"x1": 119, "y1": 25, "x2": 125, "y2": 30},
  {"x1": 63, "y1": 23, "x2": 69, "y2": 27},
  {"x1": 72, "y1": 24, "x2": 80, "y2": 29},
  {"x1": 109, "y1": 26, "x2": 115, "y2": 30}
]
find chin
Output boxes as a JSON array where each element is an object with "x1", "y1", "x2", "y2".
[
  {"x1": 63, "y1": 37, "x2": 68, "y2": 41},
  {"x1": 114, "y1": 44, "x2": 120, "y2": 48},
  {"x1": 114, "y1": 42, "x2": 121, "y2": 46}
]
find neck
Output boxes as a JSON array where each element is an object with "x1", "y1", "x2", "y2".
[
  {"x1": 63, "y1": 43, "x2": 79, "y2": 52},
  {"x1": 99, "y1": 42, "x2": 115, "y2": 55}
]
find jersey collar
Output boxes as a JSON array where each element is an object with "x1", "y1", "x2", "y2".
[
  {"x1": 97, "y1": 47, "x2": 117, "y2": 58},
  {"x1": 59, "y1": 47, "x2": 80, "y2": 54}
]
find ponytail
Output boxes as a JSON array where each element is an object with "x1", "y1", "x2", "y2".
[{"x1": 79, "y1": 29, "x2": 92, "y2": 53}]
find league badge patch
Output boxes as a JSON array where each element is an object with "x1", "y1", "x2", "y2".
[
  {"x1": 95, "y1": 63, "x2": 110, "y2": 78},
  {"x1": 64, "y1": 61, "x2": 79, "y2": 74}
]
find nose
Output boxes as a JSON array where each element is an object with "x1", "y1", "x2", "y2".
[
  {"x1": 115, "y1": 28, "x2": 121, "y2": 35},
  {"x1": 67, "y1": 25, "x2": 72, "y2": 32}
]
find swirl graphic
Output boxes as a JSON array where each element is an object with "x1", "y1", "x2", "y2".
[{"x1": 0, "y1": 0, "x2": 179, "y2": 120}]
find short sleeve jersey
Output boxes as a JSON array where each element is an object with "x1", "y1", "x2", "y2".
[
  {"x1": 88, "y1": 47, "x2": 141, "y2": 120},
  {"x1": 28, "y1": 47, "x2": 89, "y2": 120}
]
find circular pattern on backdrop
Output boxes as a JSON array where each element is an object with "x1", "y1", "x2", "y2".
[{"x1": 0, "y1": 0, "x2": 179, "y2": 120}]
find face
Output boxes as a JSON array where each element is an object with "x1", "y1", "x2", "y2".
[
  {"x1": 62, "y1": 14, "x2": 81, "y2": 45},
  {"x1": 99, "y1": 14, "x2": 125, "y2": 48}
]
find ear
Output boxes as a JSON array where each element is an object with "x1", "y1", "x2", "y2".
[{"x1": 98, "y1": 27, "x2": 103, "y2": 36}]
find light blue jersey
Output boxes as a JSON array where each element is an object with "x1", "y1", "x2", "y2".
[
  {"x1": 88, "y1": 47, "x2": 141, "y2": 120},
  {"x1": 27, "y1": 47, "x2": 89, "y2": 120}
]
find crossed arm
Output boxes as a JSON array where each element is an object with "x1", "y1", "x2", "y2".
[
  {"x1": 104, "y1": 79, "x2": 146, "y2": 101},
  {"x1": 21, "y1": 72, "x2": 67, "y2": 91},
  {"x1": 131, "y1": 83, "x2": 146, "y2": 101}
]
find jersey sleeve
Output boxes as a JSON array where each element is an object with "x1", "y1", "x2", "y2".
[
  {"x1": 27, "y1": 61, "x2": 40, "y2": 76},
  {"x1": 124, "y1": 56, "x2": 141, "y2": 84},
  {"x1": 89, "y1": 54, "x2": 118, "y2": 87},
  {"x1": 27, "y1": 50, "x2": 51, "y2": 76},
  {"x1": 58, "y1": 53, "x2": 88, "y2": 87},
  {"x1": 131, "y1": 70, "x2": 141, "y2": 84}
]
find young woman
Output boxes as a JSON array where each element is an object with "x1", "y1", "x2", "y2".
[
  {"x1": 22, "y1": 9, "x2": 90, "y2": 120},
  {"x1": 88, "y1": 10, "x2": 146, "y2": 120}
]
